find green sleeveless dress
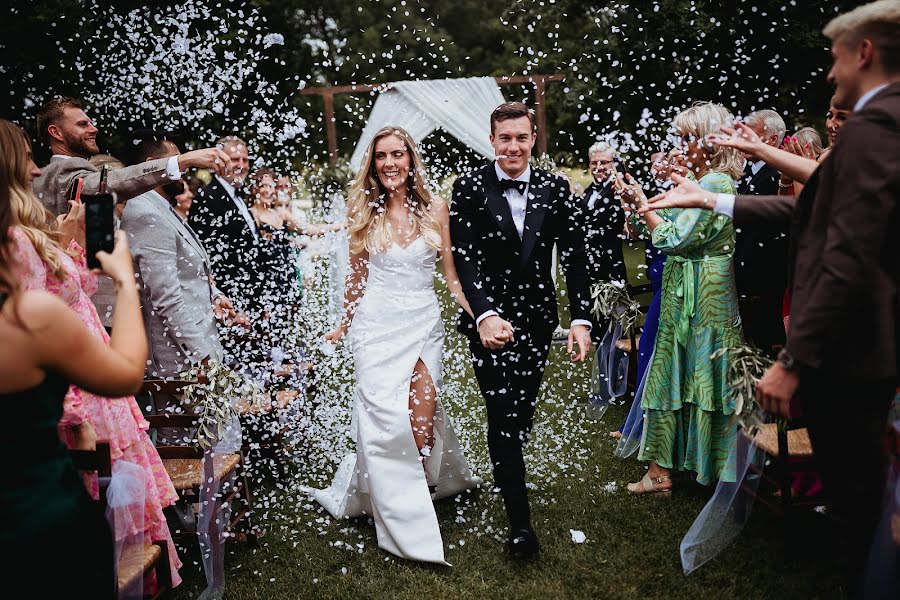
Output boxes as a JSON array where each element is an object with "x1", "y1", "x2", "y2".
[{"x1": 637, "y1": 171, "x2": 742, "y2": 485}]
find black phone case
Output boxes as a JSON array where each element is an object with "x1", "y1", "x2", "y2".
[{"x1": 82, "y1": 193, "x2": 115, "y2": 269}]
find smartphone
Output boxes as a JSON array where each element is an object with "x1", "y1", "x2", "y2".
[{"x1": 82, "y1": 193, "x2": 115, "y2": 269}]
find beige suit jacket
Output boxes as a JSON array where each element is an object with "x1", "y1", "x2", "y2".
[{"x1": 32, "y1": 155, "x2": 173, "y2": 217}]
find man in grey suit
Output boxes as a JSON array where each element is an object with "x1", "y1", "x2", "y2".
[
  {"x1": 120, "y1": 137, "x2": 242, "y2": 379},
  {"x1": 32, "y1": 96, "x2": 232, "y2": 217}
]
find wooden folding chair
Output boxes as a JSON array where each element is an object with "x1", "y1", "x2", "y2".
[
  {"x1": 140, "y1": 379, "x2": 258, "y2": 544},
  {"x1": 70, "y1": 441, "x2": 172, "y2": 598},
  {"x1": 740, "y1": 421, "x2": 823, "y2": 516}
]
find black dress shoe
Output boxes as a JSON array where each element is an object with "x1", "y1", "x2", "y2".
[{"x1": 507, "y1": 528, "x2": 539, "y2": 559}]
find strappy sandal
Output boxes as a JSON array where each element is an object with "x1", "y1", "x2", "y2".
[{"x1": 626, "y1": 473, "x2": 672, "y2": 496}]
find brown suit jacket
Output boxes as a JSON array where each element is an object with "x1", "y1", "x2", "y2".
[
  {"x1": 733, "y1": 82, "x2": 900, "y2": 379},
  {"x1": 32, "y1": 155, "x2": 172, "y2": 217}
]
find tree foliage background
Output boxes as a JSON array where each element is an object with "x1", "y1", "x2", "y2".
[{"x1": 1, "y1": 0, "x2": 865, "y2": 174}]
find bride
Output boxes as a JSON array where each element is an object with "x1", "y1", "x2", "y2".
[{"x1": 303, "y1": 125, "x2": 482, "y2": 564}]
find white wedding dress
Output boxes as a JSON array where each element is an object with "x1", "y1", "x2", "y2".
[{"x1": 303, "y1": 236, "x2": 481, "y2": 564}]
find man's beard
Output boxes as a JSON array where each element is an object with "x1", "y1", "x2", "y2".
[{"x1": 64, "y1": 131, "x2": 98, "y2": 157}]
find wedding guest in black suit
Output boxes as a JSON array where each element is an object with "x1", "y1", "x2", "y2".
[
  {"x1": 735, "y1": 109, "x2": 789, "y2": 357},
  {"x1": 189, "y1": 135, "x2": 258, "y2": 311},
  {"x1": 579, "y1": 142, "x2": 626, "y2": 341},
  {"x1": 643, "y1": 1, "x2": 900, "y2": 581},
  {"x1": 451, "y1": 102, "x2": 592, "y2": 559}
]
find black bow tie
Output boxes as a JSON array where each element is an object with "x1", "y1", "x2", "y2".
[{"x1": 499, "y1": 178, "x2": 528, "y2": 194}]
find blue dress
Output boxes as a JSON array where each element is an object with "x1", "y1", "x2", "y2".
[{"x1": 617, "y1": 242, "x2": 665, "y2": 441}]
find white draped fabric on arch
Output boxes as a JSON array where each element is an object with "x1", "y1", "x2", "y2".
[{"x1": 349, "y1": 76, "x2": 506, "y2": 169}]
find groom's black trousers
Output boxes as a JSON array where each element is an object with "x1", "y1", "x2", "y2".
[{"x1": 469, "y1": 331, "x2": 552, "y2": 531}]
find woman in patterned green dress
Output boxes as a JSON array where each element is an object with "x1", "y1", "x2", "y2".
[{"x1": 624, "y1": 102, "x2": 745, "y2": 494}]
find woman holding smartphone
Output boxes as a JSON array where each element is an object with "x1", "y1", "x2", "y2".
[
  {"x1": 0, "y1": 121, "x2": 147, "y2": 594},
  {"x1": 0, "y1": 119, "x2": 182, "y2": 592}
]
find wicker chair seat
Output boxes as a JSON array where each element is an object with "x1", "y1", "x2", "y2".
[
  {"x1": 163, "y1": 454, "x2": 242, "y2": 491},
  {"x1": 748, "y1": 423, "x2": 814, "y2": 458},
  {"x1": 116, "y1": 543, "x2": 161, "y2": 592}
]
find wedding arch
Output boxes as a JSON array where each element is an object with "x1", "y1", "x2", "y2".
[{"x1": 299, "y1": 74, "x2": 565, "y2": 166}]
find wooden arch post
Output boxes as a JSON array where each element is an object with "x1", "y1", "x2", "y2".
[{"x1": 299, "y1": 74, "x2": 565, "y2": 165}]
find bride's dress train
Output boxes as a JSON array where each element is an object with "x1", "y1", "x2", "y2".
[{"x1": 302, "y1": 236, "x2": 481, "y2": 564}]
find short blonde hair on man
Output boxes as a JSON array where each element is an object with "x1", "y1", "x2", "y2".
[{"x1": 823, "y1": 0, "x2": 900, "y2": 74}]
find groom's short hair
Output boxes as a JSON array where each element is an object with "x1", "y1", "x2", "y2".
[{"x1": 490, "y1": 102, "x2": 536, "y2": 134}]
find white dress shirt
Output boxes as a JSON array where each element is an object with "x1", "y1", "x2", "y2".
[
  {"x1": 750, "y1": 160, "x2": 766, "y2": 176},
  {"x1": 52, "y1": 154, "x2": 182, "y2": 181},
  {"x1": 475, "y1": 163, "x2": 591, "y2": 332},
  {"x1": 495, "y1": 162, "x2": 530, "y2": 238},
  {"x1": 215, "y1": 175, "x2": 258, "y2": 239}
]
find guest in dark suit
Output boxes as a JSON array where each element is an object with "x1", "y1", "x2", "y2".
[
  {"x1": 643, "y1": 2, "x2": 900, "y2": 579},
  {"x1": 579, "y1": 142, "x2": 626, "y2": 341},
  {"x1": 734, "y1": 109, "x2": 789, "y2": 357},
  {"x1": 451, "y1": 102, "x2": 592, "y2": 559},
  {"x1": 189, "y1": 135, "x2": 259, "y2": 311}
]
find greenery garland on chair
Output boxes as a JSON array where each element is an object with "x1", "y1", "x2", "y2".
[
  {"x1": 710, "y1": 344, "x2": 778, "y2": 435},
  {"x1": 179, "y1": 361, "x2": 266, "y2": 450},
  {"x1": 590, "y1": 280, "x2": 642, "y2": 335}
]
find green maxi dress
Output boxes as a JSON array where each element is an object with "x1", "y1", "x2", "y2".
[{"x1": 637, "y1": 171, "x2": 742, "y2": 485}]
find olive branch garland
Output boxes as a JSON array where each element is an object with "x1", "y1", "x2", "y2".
[
  {"x1": 590, "y1": 281, "x2": 642, "y2": 335},
  {"x1": 710, "y1": 345, "x2": 781, "y2": 435},
  {"x1": 179, "y1": 361, "x2": 266, "y2": 450}
]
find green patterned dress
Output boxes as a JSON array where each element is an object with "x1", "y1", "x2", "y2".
[{"x1": 637, "y1": 171, "x2": 742, "y2": 485}]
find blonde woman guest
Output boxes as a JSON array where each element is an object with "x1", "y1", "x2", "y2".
[
  {"x1": 2, "y1": 120, "x2": 182, "y2": 591},
  {"x1": 622, "y1": 102, "x2": 744, "y2": 495},
  {"x1": 304, "y1": 126, "x2": 481, "y2": 565}
]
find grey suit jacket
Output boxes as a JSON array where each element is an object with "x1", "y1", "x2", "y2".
[
  {"x1": 120, "y1": 191, "x2": 224, "y2": 378},
  {"x1": 33, "y1": 155, "x2": 172, "y2": 217}
]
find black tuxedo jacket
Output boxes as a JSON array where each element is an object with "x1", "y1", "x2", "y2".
[
  {"x1": 733, "y1": 82, "x2": 900, "y2": 379},
  {"x1": 734, "y1": 162, "x2": 788, "y2": 354},
  {"x1": 450, "y1": 163, "x2": 591, "y2": 341},
  {"x1": 189, "y1": 177, "x2": 259, "y2": 307},
  {"x1": 578, "y1": 180, "x2": 627, "y2": 284}
]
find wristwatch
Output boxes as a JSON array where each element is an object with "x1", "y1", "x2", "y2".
[{"x1": 776, "y1": 348, "x2": 797, "y2": 371}]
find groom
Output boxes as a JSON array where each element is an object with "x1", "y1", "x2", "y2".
[{"x1": 450, "y1": 101, "x2": 593, "y2": 559}]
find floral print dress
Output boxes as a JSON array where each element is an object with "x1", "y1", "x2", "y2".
[{"x1": 9, "y1": 226, "x2": 182, "y2": 589}]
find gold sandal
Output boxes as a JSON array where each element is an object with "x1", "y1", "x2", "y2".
[{"x1": 626, "y1": 472, "x2": 672, "y2": 496}]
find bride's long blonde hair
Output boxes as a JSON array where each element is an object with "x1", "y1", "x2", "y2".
[{"x1": 346, "y1": 126, "x2": 441, "y2": 255}]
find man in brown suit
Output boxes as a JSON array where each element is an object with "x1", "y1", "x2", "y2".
[
  {"x1": 32, "y1": 97, "x2": 232, "y2": 217},
  {"x1": 642, "y1": 0, "x2": 899, "y2": 581}
]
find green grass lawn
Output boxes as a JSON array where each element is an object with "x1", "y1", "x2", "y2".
[{"x1": 169, "y1": 256, "x2": 848, "y2": 600}]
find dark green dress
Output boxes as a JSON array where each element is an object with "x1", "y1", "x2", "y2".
[
  {"x1": 0, "y1": 301, "x2": 114, "y2": 596},
  {"x1": 637, "y1": 172, "x2": 742, "y2": 485}
]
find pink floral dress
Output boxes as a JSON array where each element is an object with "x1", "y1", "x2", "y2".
[{"x1": 9, "y1": 227, "x2": 182, "y2": 589}]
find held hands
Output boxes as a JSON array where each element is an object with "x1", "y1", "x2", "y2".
[
  {"x1": 639, "y1": 173, "x2": 717, "y2": 213},
  {"x1": 94, "y1": 231, "x2": 136, "y2": 286},
  {"x1": 177, "y1": 148, "x2": 232, "y2": 177},
  {"x1": 478, "y1": 315, "x2": 515, "y2": 350},
  {"x1": 567, "y1": 324, "x2": 592, "y2": 362},
  {"x1": 755, "y1": 363, "x2": 800, "y2": 419}
]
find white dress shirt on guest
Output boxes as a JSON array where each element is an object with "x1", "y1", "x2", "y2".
[{"x1": 215, "y1": 175, "x2": 258, "y2": 239}]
